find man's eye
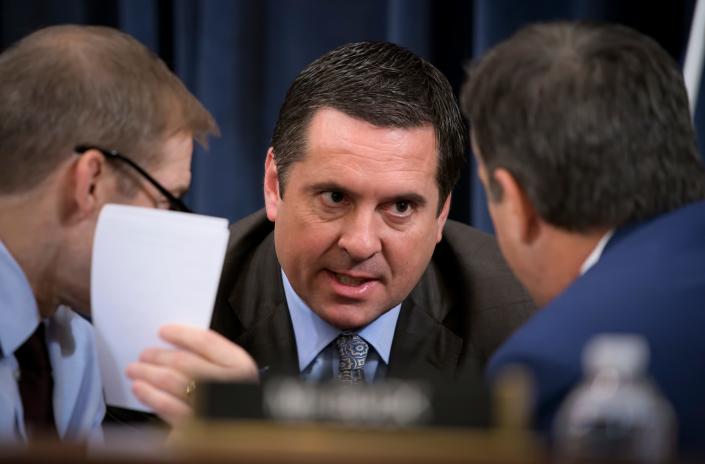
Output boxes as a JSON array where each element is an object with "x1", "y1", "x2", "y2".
[
  {"x1": 389, "y1": 200, "x2": 414, "y2": 217},
  {"x1": 395, "y1": 201, "x2": 409, "y2": 213},
  {"x1": 321, "y1": 191, "x2": 346, "y2": 206}
]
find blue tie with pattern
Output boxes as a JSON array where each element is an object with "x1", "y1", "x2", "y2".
[{"x1": 335, "y1": 332, "x2": 369, "y2": 384}]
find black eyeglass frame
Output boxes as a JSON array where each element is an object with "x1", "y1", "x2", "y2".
[{"x1": 75, "y1": 145, "x2": 191, "y2": 213}]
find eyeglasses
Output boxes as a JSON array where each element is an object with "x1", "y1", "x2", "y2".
[{"x1": 74, "y1": 145, "x2": 191, "y2": 213}]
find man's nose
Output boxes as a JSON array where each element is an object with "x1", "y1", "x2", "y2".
[{"x1": 337, "y1": 209, "x2": 382, "y2": 261}]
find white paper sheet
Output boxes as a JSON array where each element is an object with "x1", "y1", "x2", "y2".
[{"x1": 91, "y1": 204, "x2": 230, "y2": 412}]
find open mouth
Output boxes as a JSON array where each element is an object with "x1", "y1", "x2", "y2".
[{"x1": 332, "y1": 272, "x2": 373, "y2": 287}]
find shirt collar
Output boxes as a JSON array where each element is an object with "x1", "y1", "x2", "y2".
[
  {"x1": 282, "y1": 270, "x2": 400, "y2": 372},
  {"x1": 579, "y1": 230, "x2": 615, "y2": 275},
  {"x1": 0, "y1": 240, "x2": 41, "y2": 357}
]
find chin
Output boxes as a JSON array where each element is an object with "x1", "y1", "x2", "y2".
[
  {"x1": 327, "y1": 315, "x2": 368, "y2": 331},
  {"x1": 318, "y1": 306, "x2": 378, "y2": 331}
]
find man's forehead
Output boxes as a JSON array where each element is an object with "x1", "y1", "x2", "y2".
[
  {"x1": 306, "y1": 108, "x2": 436, "y2": 159},
  {"x1": 306, "y1": 107, "x2": 436, "y2": 138}
]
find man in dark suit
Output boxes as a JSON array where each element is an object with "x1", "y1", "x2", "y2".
[
  {"x1": 461, "y1": 22, "x2": 705, "y2": 453},
  {"x1": 210, "y1": 42, "x2": 534, "y2": 383}
]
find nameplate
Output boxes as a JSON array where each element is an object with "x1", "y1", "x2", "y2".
[{"x1": 197, "y1": 377, "x2": 490, "y2": 428}]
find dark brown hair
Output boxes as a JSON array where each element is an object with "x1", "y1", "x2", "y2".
[
  {"x1": 271, "y1": 41, "x2": 466, "y2": 212},
  {"x1": 462, "y1": 22, "x2": 705, "y2": 231}
]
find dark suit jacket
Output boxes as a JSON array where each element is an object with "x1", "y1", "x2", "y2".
[
  {"x1": 211, "y1": 209, "x2": 534, "y2": 381},
  {"x1": 488, "y1": 200, "x2": 705, "y2": 454}
]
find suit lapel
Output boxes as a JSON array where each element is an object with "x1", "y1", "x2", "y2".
[
  {"x1": 221, "y1": 226, "x2": 300, "y2": 377},
  {"x1": 387, "y1": 264, "x2": 464, "y2": 381},
  {"x1": 235, "y1": 299, "x2": 300, "y2": 378}
]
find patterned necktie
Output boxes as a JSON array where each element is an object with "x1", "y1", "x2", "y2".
[
  {"x1": 335, "y1": 332, "x2": 369, "y2": 384},
  {"x1": 14, "y1": 323, "x2": 57, "y2": 439}
]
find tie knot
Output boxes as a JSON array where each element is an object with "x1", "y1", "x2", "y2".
[{"x1": 335, "y1": 332, "x2": 369, "y2": 384}]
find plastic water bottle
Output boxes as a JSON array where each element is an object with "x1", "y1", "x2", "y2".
[{"x1": 553, "y1": 334, "x2": 676, "y2": 463}]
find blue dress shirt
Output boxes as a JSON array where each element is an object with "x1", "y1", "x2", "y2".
[
  {"x1": 282, "y1": 271, "x2": 400, "y2": 383},
  {"x1": 0, "y1": 240, "x2": 104, "y2": 442}
]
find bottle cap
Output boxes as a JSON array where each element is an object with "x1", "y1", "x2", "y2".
[{"x1": 582, "y1": 333, "x2": 649, "y2": 376}]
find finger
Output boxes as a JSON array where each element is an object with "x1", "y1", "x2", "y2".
[
  {"x1": 126, "y1": 362, "x2": 191, "y2": 402},
  {"x1": 159, "y1": 325, "x2": 251, "y2": 367},
  {"x1": 159, "y1": 325, "x2": 245, "y2": 364},
  {"x1": 138, "y1": 346, "x2": 245, "y2": 381},
  {"x1": 132, "y1": 379, "x2": 192, "y2": 427},
  {"x1": 138, "y1": 347, "x2": 208, "y2": 377}
]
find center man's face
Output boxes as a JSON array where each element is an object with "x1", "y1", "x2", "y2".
[{"x1": 265, "y1": 108, "x2": 450, "y2": 330}]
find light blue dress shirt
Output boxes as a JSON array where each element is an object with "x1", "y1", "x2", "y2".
[
  {"x1": 282, "y1": 271, "x2": 400, "y2": 383},
  {"x1": 0, "y1": 240, "x2": 104, "y2": 443}
]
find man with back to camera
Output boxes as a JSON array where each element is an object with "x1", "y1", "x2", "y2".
[
  {"x1": 129, "y1": 41, "x2": 535, "y2": 422},
  {"x1": 461, "y1": 21, "x2": 705, "y2": 453},
  {"x1": 0, "y1": 25, "x2": 258, "y2": 442}
]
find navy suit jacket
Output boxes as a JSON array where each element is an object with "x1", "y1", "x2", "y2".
[{"x1": 487, "y1": 200, "x2": 705, "y2": 454}]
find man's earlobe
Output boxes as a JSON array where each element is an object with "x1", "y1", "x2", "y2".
[
  {"x1": 436, "y1": 194, "x2": 451, "y2": 243},
  {"x1": 72, "y1": 150, "x2": 104, "y2": 217},
  {"x1": 263, "y1": 148, "x2": 281, "y2": 222},
  {"x1": 493, "y1": 168, "x2": 539, "y2": 244}
]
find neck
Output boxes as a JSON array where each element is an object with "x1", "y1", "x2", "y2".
[
  {"x1": 531, "y1": 225, "x2": 611, "y2": 307},
  {"x1": 0, "y1": 186, "x2": 66, "y2": 319}
]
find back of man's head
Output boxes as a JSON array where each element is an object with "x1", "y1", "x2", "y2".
[
  {"x1": 0, "y1": 24, "x2": 217, "y2": 194},
  {"x1": 271, "y1": 41, "x2": 466, "y2": 209},
  {"x1": 462, "y1": 21, "x2": 705, "y2": 232}
]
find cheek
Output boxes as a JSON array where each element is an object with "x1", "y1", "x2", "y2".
[
  {"x1": 131, "y1": 194, "x2": 158, "y2": 209},
  {"x1": 275, "y1": 216, "x2": 340, "y2": 270},
  {"x1": 494, "y1": 231, "x2": 531, "y2": 291},
  {"x1": 112, "y1": 187, "x2": 160, "y2": 210},
  {"x1": 494, "y1": 229, "x2": 515, "y2": 267},
  {"x1": 385, "y1": 226, "x2": 438, "y2": 282},
  {"x1": 486, "y1": 205, "x2": 517, "y2": 266}
]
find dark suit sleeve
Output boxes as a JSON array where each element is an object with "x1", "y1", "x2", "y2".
[{"x1": 488, "y1": 341, "x2": 581, "y2": 433}]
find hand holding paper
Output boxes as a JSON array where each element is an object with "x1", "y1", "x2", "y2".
[
  {"x1": 91, "y1": 204, "x2": 246, "y2": 417},
  {"x1": 126, "y1": 324, "x2": 258, "y2": 425}
]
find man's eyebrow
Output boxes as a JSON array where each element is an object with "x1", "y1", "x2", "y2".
[
  {"x1": 307, "y1": 182, "x2": 428, "y2": 207},
  {"x1": 307, "y1": 182, "x2": 353, "y2": 195},
  {"x1": 386, "y1": 192, "x2": 427, "y2": 207}
]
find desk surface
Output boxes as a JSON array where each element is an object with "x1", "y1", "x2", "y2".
[{"x1": 1, "y1": 421, "x2": 544, "y2": 464}]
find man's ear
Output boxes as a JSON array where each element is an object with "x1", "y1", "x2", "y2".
[
  {"x1": 263, "y1": 148, "x2": 281, "y2": 222},
  {"x1": 435, "y1": 193, "x2": 451, "y2": 243},
  {"x1": 72, "y1": 149, "x2": 105, "y2": 219},
  {"x1": 492, "y1": 168, "x2": 539, "y2": 245}
]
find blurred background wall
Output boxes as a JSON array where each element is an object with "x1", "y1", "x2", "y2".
[{"x1": 1, "y1": 0, "x2": 702, "y2": 232}]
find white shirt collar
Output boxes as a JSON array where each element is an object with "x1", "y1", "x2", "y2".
[
  {"x1": 0, "y1": 240, "x2": 41, "y2": 357},
  {"x1": 579, "y1": 230, "x2": 615, "y2": 275}
]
